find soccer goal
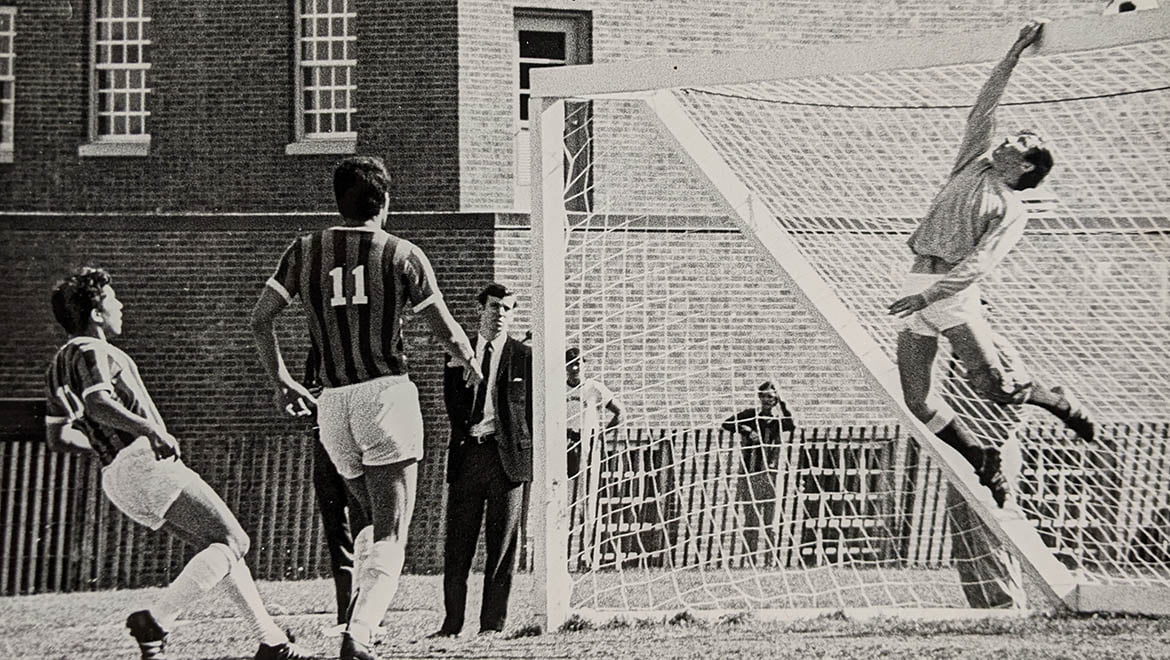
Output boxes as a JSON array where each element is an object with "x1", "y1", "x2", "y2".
[{"x1": 528, "y1": 10, "x2": 1170, "y2": 628}]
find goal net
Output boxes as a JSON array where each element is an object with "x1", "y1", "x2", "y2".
[{"x1": 529, "y1": 11, "x2": 1170, "y2": 625}]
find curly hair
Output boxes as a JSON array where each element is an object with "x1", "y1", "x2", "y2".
[{"x1": 50, "y1": 267, "x2": 112, "y2": 335}]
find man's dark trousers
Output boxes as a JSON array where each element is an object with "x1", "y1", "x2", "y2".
[{"x1": 441, "y1": 437, "x2": 526, "y2": 634}]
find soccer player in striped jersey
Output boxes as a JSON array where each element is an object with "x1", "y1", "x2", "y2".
[
  {"x1": 44, "y1": 267, "x2": 311, "y2": 660},
  {"x1": 888, "y1": 20, "x2": 1096, "y2": 510},
  {"x1": 252, "y1": 155, "x2": 480, "y2": 660}
]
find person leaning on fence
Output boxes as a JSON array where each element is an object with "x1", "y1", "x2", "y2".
[
  {"x1": 44, "y1": 267, "x2": 311, "y2": 660},
  {"x1": 721, "y1": 380, "x2": 795, "y2": 566}
]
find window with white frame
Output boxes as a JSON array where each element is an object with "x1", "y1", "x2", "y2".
[
  {"x1": 0, "y1": 7, "x2": 15, "y2": 163},
  {"x1": 514, "y1": 11, "x2": 591, "y2": 211},
  {"x1": 287, "y1": 0, "x2": 356, "y2": 155},
  {"x1": 80, "y1": 0, "x2": 151, "y2": 156}
]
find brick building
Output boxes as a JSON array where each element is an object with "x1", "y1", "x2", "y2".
[{"x1": 0, "y1": 0, "x2": 1117, "y2": 584}]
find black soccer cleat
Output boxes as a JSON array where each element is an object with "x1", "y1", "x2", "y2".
[
  {"x1": 254, "y1": 639, "x2": 315, "y2": 660},
  {"x1": 126, "y1": 610, "x2": 168, "y2": 660},
  {"x1": 963, "y1": 444, "x2": 1009, "y2": 508},
  {"x1": 340, "y1": 632, "x2": 377, "y2": 660}
]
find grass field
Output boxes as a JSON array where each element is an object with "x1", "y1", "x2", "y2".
[{"x1": 2, "y1": 574, "x2": 1170, "y2": 659}]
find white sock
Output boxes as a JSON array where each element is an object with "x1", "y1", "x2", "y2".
[
  {"x1": 347, "y1": 538, "x2": 405, "y2": 645},
  {"x1": 151, "y1": 543, "x2": 236, "y2": 630},
  {"x1": 221, "y1": 558, "x2": 288, "y2": 646}
]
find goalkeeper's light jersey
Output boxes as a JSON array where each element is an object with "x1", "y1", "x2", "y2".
[
  {"x1": 906, "y1": 156, "x2": 1027, "y2": 303},
  {"x1": 44, "y1": 336, "x2": 167, "y2": 467}
]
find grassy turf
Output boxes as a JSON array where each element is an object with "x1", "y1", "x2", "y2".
[{"x1": 2, "y1": 574, "x2": 1169, "y2": 659}]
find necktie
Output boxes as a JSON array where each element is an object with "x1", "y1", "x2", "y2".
[{"x1": 469, "y1": 342, "x2": 493, "y2": 426}]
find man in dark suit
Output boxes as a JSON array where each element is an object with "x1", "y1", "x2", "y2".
[{"x1": 431, "y1": 282, "x2": 532, "y2": 638}]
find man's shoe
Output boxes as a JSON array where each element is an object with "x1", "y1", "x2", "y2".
[
  {"x1": 426, "y1": 629, "x2": 459, "y2": 639},
  {"x1": 476, "y1": 629, "x2": 502, "y2": 640},
  {"x1": 1055, "y1": 387, "x2": 1097, "y2": 443},
  {"x1": 126, "y1": 610, "x2": 168, "y2": 660},
  {"x1": 254, "y1": 639, "x2": 314, "y2": 660},
  {"x1": 340, "y1": 632, "x2": 377, "y2": 660}
]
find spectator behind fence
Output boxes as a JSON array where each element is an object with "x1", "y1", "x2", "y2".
[
  {"x1": 722, "y1": 380, "x2": 795, "y2": 566},
  {"x1": 565, "y1": 347, "x2": 624, "y2": 479}
]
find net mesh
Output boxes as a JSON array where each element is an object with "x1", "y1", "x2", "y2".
[{"x1": 548, "y1": 36, "x2": 1170, "y2": 615}]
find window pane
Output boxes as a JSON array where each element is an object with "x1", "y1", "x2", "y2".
[
  {"x1": 130, "y1": 115, "x2": 142, "y2": 134},
  {"x1": 114, "y1": 93, "x2": 126, "y2": 112},
  {"x1": 0, "y1": 15, "x2": 9, "y2": 31},
  {"x1": 0, "y1": 61, "x2": 7, "y2": 76},
  {"x1": 331, "y1": 40, "x2": 344, "y2": 61},
  {"x1": 315, "y1": 0, "x2": 330, "y2": 13},
  {"x1": 111, "y1": 21, "x2": 124, "y2": 40},
  {"x1": 518, "y1": 30, "x2": 565, "y2": 60},
  {"x1": 111, "y1": 45, "x2": 125, "y2": 64},
  {"x1": 519, "y1": 92, "x2": 529, "y2": 121},
  {"x1": 302, "y1": 41, "x2": 315, "y2": 61},
  {"x1": 317, "y1": 18, "x2": 328, "y2": 37},
  {"x1": 113, "y1": 115, "x2": 126, "y2": 134},
  {"x1": 98, "y1": 115, "x2": 112, "y2": 135},
  {"x1": 127, "y1": 45, "x2": 140, "y2": 64},
  {"x1": 332, "y1": 0, "x2": 346, "y2": 14},
  {"x1": 130, "y1": 94, "x2": 142, "y2": 111},
  {"x1": 332, "y1": 17, "x2": 344, "y2": 36}
]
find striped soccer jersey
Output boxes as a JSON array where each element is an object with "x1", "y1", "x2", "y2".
[
  {"x1": 266, "y1": 225, "x2": 442, "y2": 388},
  {"x1": 44, "y1": 336, "x2": 167, "y2": 467}
]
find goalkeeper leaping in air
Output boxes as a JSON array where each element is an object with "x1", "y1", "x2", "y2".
[{"x1": 887, "y1": 20, "x2": 1096, "y2": 508}]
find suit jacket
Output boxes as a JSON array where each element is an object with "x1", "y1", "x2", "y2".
[{"x1": 443, "y1": 334, "x2": 533, "y2": 484}]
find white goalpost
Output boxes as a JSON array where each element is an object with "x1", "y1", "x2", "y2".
[{"x1": 530, "y1": 9, "x2": 1170, "y2": 628}]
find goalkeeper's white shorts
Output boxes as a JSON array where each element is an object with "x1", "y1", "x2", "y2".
[{"x1": 897, "y1": 273, "x2": 983, "y2": 337}]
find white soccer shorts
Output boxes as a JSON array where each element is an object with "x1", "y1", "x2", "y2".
[
  {"x1": 897, "y1": 273, "x2": 984, "y2": 337},
  {"x1": 101, "y1": 436, "x2": 200, "y2": 530},
  {"x1": 316, "y1": 375, "x2": 424, "y2": 480}
]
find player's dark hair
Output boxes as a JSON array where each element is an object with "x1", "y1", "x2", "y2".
[
  {"x1": 566, "y1": 347, "x2": 580, "y2": 364},
  {"x1": 758, "y1": 381, "x2": 777, "y2": 394},
  {"x1": 1014, "y1": 145, "x2": 1053, "y2": 190},
  {"x1": 477, "y1": 282, "x2": 518, "y2": 306},
  {"x1": 51, "y1": 267, "x2": 112, "y2": 335},
  {"x1": 333, "y1": 156, "x2": 391, "y2": 222}
]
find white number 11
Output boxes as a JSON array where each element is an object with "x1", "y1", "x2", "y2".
[{"x1": 329, "y1": 265, "x2": 369, "y2": 307}]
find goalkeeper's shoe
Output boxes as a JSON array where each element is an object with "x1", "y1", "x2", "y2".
[
  {"x1": 1054, "y1": 386, "x2": 1097, "y2": 443},
  {"x1": 126, "y1": 610, "x2": 168, "y2": 660},
  {"x1": 963, "y1": 445, "x2": 1009, "y2": 509}
]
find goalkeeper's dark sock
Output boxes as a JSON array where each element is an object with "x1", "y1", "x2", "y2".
[{"x1": 935, "y1": 420, "x2": 1008, "y2": 508}]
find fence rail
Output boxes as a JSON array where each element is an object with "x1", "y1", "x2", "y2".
[{"x1": 2, "y1": 408, "x2": 1167, "y2": 594}]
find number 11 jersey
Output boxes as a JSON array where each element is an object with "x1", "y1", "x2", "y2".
[{"x1": 266, "y1": 225, "x2": 441, "y2": 388}]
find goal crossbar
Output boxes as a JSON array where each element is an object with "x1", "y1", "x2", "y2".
[{"x1": 531, "y1": 10, "x2": 1170, "y2": 98}]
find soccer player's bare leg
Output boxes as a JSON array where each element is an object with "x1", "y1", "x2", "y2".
[
  {"x1": 942, "y1": 322, "x2": 1096, "y2": 442},
  {"x1": 156, "y1": 476, "x2": 297, "y2": 653},
  {"x1": 897, "y1": 329, "x2": 1007, "y2": 507},
  {"x1": 343, "y1": 459, "x2": 417, "y2": 658}
]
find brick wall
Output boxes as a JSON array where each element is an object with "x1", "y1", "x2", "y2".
[{"x1": 0, "y1": 0, "x2": 460, "y2": 212}]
